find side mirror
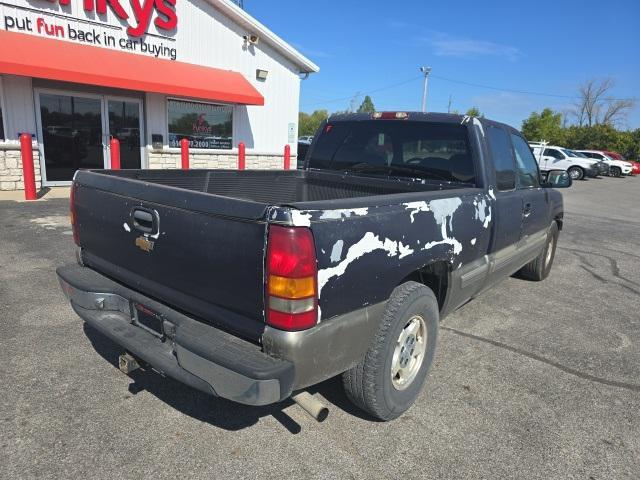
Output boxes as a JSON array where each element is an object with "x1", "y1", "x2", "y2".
[{"x1": 545, "y1": 169, "x2": 572, "y2": 188}]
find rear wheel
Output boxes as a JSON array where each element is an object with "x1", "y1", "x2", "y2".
[
  {"x1": 517, "y1": 222, "x2": 559, "y2": 281},
  {"x1": 611, "y1": 167, "x2": 622, "y2": 177},
  {"x1": 568, "y1": 166, "x2": 584, "y2": 181},
  {"x1": 342, "y1": 282, "x2": 439, "y2": 421}
]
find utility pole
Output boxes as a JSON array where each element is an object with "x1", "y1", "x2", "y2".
[
  {"x1": 420, "y1": 66, "x2": 432, "y2": 113},
  {"x1": 447, "y1": 94, "x2": 452, "y2": 114}
]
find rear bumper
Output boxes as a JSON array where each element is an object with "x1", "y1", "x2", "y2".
[{"x1": 56, "y1": 264, "x2": 295, "y2": 406}]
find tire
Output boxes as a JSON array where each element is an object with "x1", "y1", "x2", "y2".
[
  {"x1": 567, "y1": 166, "x2": 584, "y2": 181},
  {"x1": 342, "y1": 281, "x2": 439, "y2": 421},
  {"x1": 610, "y1": 167, "x2": 622, "y2": 177},
  {"x1": 517, "y1": 222, "x2": 559, "y2": 281}
]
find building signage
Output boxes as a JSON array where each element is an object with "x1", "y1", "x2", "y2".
[{"x1": 2, "y1": 0, "x2": 178, "y2": 60}]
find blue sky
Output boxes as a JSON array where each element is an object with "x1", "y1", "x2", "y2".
[{"x1": 247, "y1": 0, "x2": 640, "y2": 130}]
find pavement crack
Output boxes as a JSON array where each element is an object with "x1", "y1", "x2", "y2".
[
  {"x1": 441, "y1": 326, "x2": 640, "y2": 392},
  {"x1": 559, "y1": 246, "x2": 640, "y2": 291}
]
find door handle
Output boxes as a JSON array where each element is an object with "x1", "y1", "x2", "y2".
[
  {"x1": 523, "y1": 203, "x2": 532, "y2": 217},
  {"x1": 131, "y1": 208, "x2": 156, "y2": 233}
]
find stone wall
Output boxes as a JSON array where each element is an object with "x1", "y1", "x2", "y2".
[
  {"x1": 148, "y1": 150, "x2": 295, "y2": 170},
  {"x1": 0, "y1": 145, "x2": 42, "y2": 191}
]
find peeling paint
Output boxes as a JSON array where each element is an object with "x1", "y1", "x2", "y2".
[
  {"x1": 290, "y1": 210, "x2": 312, "y2": 227},
  {"x1": 488, "y1": 188, "x2": 496, "y2": 200},
  {"x1": 470, "y1": 238, "x2": 477, "y2": 245},
  {"x1": 473, "y1": 196, "x2": 492, "y2": 229},
  {"x1": 404, "y1": 201, "x2": 431, "y2": 223},
  {"x1": 398, "y1": 242, "x2": 414, "y2": 259},
  {"x1": 318, "y1": 232, "x2": 398, "y2": 296},
  {"x1": 123, "y1": 223, "x2": 131, "y2": 232},
  {"x1": 330, "y1": 240, "x2": 344, "y2": 263},
  {"x1": 319, "y1": 207, "x2": 369, "y2": 220}
]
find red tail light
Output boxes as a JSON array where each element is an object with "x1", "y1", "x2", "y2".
[
  {"x1": 70, "y1": 182, "x2": 80, "y2": 246},
  {"x1": 266, "y1": 225, "x2": 317, "y2": 331}
]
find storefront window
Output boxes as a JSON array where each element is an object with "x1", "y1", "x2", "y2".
[{"x1": 168, "y1": 100, "x2": 233, "y2": 150}]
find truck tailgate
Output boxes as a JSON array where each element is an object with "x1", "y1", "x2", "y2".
[{"x1": 73, "y1": 171, "x2": 269, "y2": 340}]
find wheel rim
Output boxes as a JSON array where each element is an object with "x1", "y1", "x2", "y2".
[
  {"x1": 545, "y1": 233, "x2": 555, "y2": 267},
  {"x1": 569, "y1": 168, "x2": 581, "y2": 180},
  {"x1": 391, "y1": 315, "x2": 427, "y2": 390}
]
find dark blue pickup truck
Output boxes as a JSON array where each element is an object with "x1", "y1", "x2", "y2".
[{"x1": 57, "y1": 112, "x2": 570, "y2": 421}]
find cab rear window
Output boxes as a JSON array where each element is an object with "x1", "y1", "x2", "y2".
[{"x1": 307, "y1": 121, "x2": 475, "y2": 184}]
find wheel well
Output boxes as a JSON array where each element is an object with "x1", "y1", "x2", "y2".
[
  {"x1": 401, "y1": 261, "x2": 449, "y2": 311},
  {"x1": 554, "y1": 215, "x2": 563, "y2": 231}
]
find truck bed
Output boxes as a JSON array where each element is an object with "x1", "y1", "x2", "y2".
[
  {"x1": 99, "y1": 169, "x2": 457, "y2": 206},
  {"x1": 72, "y1": 168, "x2": 473, "y2": 342}
]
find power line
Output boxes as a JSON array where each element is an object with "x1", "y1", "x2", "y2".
[
  {"x1": 429, "y1": 74, "x2": 635, "y2": 102},
  {"x1": 300, "y1": 72, "x2": 636, "y2": 109}
]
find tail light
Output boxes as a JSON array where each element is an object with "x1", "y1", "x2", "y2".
[
  {"x1": 266, "y1": 225, "x2": 317, "y2": 331},
  {"x1": 69, "y1": 182, "x2": 80, "y2": 246}
]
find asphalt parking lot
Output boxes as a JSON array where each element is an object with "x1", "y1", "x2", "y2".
[{"x1": 1, "y1": 176, "x2": 639, "y2": 479}]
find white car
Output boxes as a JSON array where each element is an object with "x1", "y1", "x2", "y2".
[
  {"x1": 529, "y1": 143, "x2": 600, "y2": 180},
  {"x1": 576, "y1": 150, "x2": 633, "y2": 177}
]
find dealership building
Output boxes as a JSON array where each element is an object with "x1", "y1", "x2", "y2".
[{"x1": 0, "y1": 0, "x2": 318, "y2": 190}]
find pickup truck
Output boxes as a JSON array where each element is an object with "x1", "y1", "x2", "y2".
[{"x1": 57, "y1": 112, "x2": 571, "y2": 421}]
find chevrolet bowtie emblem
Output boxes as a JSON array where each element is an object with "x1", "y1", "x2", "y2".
[{"x1": 135, "y1": 235, "x2": 154, "y2": 252}]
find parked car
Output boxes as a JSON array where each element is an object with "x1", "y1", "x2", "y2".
[
  {"x1": 603, "y1": 151, "x2": 639, "y2": 175},
  {"x1": 57, "y1": 112, "x2": 570, "y2": 421},
  {"x1": 625, "y1": 160, "x2": 640, "y2": 175},
  {"x1": 529, "y1": 143, "x2": 599, "y2": 180},
  {"x1": 567, "y1": 149, "x2": 609, "y2": 176},
  {"x1": 576, "y1": 150, "x2": 633, "y2": 177}
]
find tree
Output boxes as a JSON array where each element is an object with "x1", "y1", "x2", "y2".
[
  {"x1": 465, "y1": 107, "x2": 483, "y2": 117},
  {"x1": 572, "y1": 78, "x2": 636, "y2": 127},
  {"x1": 521, "y1": 108, "x2": 565, "y2": 144},
  {"x1": 357, "y1": 95, "x2": 376, "y2": 114},
  {"x1": 298, "y1": 110, "x2": 328, "y2": 137}
]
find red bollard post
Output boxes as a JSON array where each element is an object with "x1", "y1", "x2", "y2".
[
  {"x1": 238, "y1": 142, "x2": 246, "y2": 170},
  {"x1": 110, "y1": 137, "x2": 121, "y2": 170},
  {"x1": 284, "y1": 144, "x2": 291, "y2": 170},
  {"x1": 20, "y1": 133, "x2": 37, "y2": 201},
  {"x1": 180, "y1": 138, "x2": 190, "y2": 170}
]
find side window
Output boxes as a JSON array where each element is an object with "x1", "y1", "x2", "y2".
[
  {"x1": 511, "y1": 134, "x2": 540, "y2": 188},
  {"x1": 487, "y1": 125, "x2": 515, "y2": 191},
  {"x1": 544, "y1": 148, "x2": 561, "y2": 159}
]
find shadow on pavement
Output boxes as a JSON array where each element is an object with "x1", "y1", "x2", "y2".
[
  {"x1": 83, "y1": 322, "x2": 380, "y2": 431},
  {"x1": 83, "y1": 323, "x2": 306, "y2": 433}
]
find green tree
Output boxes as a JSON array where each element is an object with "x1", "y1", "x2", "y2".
[
  {"x1": 298, "y1": 109, "x2": 328, "y2": 137},
  {"x1": 357, "y1": 95, "x2": 376, "y2": 114},
  {"x1": 465, "y1": 107, "x2": 483, "y2": 117},
  {"x1": 521, "y1": 108, "x2": 565, "y2": 144}
]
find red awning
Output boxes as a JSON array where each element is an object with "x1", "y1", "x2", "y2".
[{"x1": 0, "y1": 30, "x2": 264, "y2": 106}]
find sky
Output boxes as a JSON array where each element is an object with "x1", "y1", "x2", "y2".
[{"x1": 246, "y1": 0, "x2": 640, "y2": 130}]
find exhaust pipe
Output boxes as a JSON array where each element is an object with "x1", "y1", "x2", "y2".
[{"x1": 291, "y1": 392, "x2": 329, "y2": 422}]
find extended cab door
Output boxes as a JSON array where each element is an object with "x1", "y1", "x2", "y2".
[{"x1": 483, "y1": 124, "x2": 523, "y2": 285}]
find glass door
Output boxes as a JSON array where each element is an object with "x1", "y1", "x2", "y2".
[
  {"x1": 105, "y1": 98, "x2": 143, "y2": 169},
  {"x1": 37, "y1": 92, "x2": 104, "y2": 184}
]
